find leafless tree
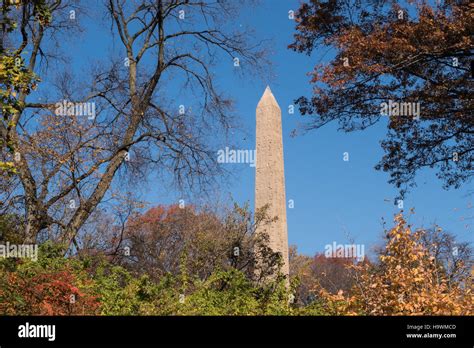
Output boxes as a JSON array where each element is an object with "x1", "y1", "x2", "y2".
[{"x1": 1, "y1": 0, "x2": 268, "y2": 252}]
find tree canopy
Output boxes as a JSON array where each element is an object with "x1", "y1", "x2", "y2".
[
  {"x1": 290, "y1": 0, "x2": 473, "y2": 197},
  {"x1": 0, "y1": 0, "x2": 266, "y2": 250}
]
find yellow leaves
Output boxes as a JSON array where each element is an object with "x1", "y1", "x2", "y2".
[
  {"x1": 316, "y1": 212, "x2": 473, "y2": 315},
  {"x1": 0, "y1": 161, "x2": 17, "y2": 175}
]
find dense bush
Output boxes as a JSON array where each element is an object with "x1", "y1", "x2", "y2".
[
  {"x1": 0, "y1": 246, "x2": 303, "y2": 315},
  {"x1": 0, "y1": 243, "x2": 99, "y2": 315},
  {"x1": 0, "y1": 208, "x2": 471, "y2": 316},
  {"x1": 316, "y1": 215, "x2": 473, "y2": 315}
]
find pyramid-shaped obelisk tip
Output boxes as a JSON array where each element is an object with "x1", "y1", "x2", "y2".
[
  {"x1": 262, "y1": 85, "x2": 273, "y2": 99},
  {"x1": 258, "y1": 85, "x2": 280, "y2": 109}
]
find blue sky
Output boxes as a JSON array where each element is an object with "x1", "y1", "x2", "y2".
[
  {"x1": 41, "y1": 0, "x2": 473, "y2": 257},
  {"x1": 205, "y1": 0, "x2": 472, "y2": 257}
]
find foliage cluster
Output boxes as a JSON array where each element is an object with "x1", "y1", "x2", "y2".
[{"x1": 0, "y1": 207, "x2": 471, "y2": 316}]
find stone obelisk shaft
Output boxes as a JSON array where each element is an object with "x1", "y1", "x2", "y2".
[{"x1": 255, "y1": 86, "x2": 289, "y2": 277}]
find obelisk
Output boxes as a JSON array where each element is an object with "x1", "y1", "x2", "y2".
[{"x1": 255, "y1": 86, "x2": 289, "y2": 278}]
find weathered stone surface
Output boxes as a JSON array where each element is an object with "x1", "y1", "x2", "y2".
[{"x1": 255, "y1": 86, "x2": 289, "y2": 278}]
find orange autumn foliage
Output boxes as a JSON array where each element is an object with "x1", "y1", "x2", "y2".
[
  {"x1": 318, "y1": 214, "x2": 473, "y2": 315},
  {"x1": 0, "y1": 265, "x2": 100, "y2": 315},
  {"x1": 290, "y1": 1, "x2": 473, "y2": 196}
]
